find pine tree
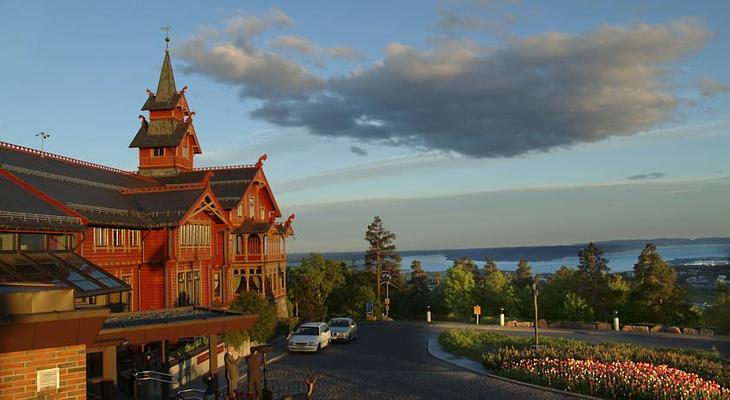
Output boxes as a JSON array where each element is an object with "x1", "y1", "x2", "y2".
[
  {"x1": 483, "y1": 258, "x2": 499, "y2": 277},
  {"x1": 629, "y1": 244, "x2": 692, "y2": 324},
  {"x1": 576, "y1": 242, "x2": 613, "y2": 320},
  {"x1": 515, "y1": 258, "x2": 533, "y2": 287},
  {"x1": 364, "y1": 216, "x2": 402, "y2": 313},
  {"x1": 409, "y1": 259, "x2": 428, "y2": 293}
]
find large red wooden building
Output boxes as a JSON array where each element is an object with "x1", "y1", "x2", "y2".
[{"x1": 0, "y1": 48, "x2": 293, "y2": 317}]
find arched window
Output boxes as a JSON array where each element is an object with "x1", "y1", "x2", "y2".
[{"x1": 236, "y1": 235, "x2": 243, "y2": 254}]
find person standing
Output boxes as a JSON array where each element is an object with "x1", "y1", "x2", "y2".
[
  {"x1": 246, "y1": 348, "x2": 263, "y2": 399},
  {"x1": 224, "y1": 347, "x2": 240, "y2": 399}
]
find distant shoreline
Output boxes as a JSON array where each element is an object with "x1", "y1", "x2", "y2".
[{"x1": 288, "y1": 237, "x2": 730, "y2": 264}]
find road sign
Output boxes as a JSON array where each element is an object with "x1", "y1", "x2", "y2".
[
  {"x1": 473, "y1": 305, "x2": 481, "y2": 315},
  {"x1": 384, "y1": 297, "x2": 390, "y2": 305},
  {"x1": 365, "y1": 302, "x2": 373, "y2": 316}
]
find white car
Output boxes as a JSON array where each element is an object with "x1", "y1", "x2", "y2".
[
  {"x1": 287, "y1": 322, "x2": 332, "y2": 353},
  {"x1": 328, "y1": 317, "x2": 358, "y2": 342}
]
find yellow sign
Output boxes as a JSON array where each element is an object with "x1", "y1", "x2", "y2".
[
  {"x1": 473, "y1": 305, "x2": 481, "y2": 315},
  {"x1": 384, "y1": 298, "x2": 390, "y2": 305}
]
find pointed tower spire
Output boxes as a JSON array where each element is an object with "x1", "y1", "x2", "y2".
[{"x1": 155, "y1": 50, "x2": 177, "y2": 102}]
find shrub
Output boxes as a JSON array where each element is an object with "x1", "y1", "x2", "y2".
[{"x1": 226, "y1": 292, "x2": 277, "y2": 345}]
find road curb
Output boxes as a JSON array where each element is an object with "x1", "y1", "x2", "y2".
[{"x1": 427, "y1": 339, "x2": 601, "y2": 400}]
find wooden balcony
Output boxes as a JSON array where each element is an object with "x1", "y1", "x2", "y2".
[{"x1": 232, "y1": 253, "x2": 286, "y2": 263}]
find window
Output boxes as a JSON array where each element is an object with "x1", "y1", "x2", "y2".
[
  {"x1": 236, "y1": 235, "x2": 243, "y2": 254},
  {"x1": 19, "y1": 234, "x2": 45, "y2": 251},
  {"x1": 213, "y1": 272, "x2": 221, "y2": 299},
  {"x1": 182, "y1": 143, "x2": 189, "y2": 159},
  {"x1": 153, "y1": 147, "x2": 164, "y2": 157},
  {"x1": 237, "y1": 204, "x2": 243, "y2": 218},
  {"x1": 179, "y1": 224, "x2": 211, "y2": 246},
  {"x1": 112, "y1": 229, "x2": 125, "y2": 247},
  {"x1": 0, "y1": 233, "x2": 16, "y2": 250},
  {"x1": 248, "y1": 196, "x2": 255, "y2": 218},
  {"x1": 177, "y1": 270, "x2": 201, "y2": 306},
  {"x1": 129, "y1": 230, "x2": 141, "y2": 247},
  {"x1": 94, "y1": 228, "x2": 108, "y2": 247},
  {"x1": 260, "y1": 207, "x2": 265, "y2": 220}
]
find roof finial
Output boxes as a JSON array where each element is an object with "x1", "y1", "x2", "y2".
[{"x1": 161, "y1": 25, "x2": 171, "y2": 50}]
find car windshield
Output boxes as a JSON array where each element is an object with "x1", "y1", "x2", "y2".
[
  {"x1": 329, "y1": 319, "x2": 350, "y2": 327},
  {"x1": 294, "y1": 326, "x2": 319, "y2": 336}
]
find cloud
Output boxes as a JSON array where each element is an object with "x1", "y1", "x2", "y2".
[
  {"x1": 179, "y1": 15, "x2": 709, "y2": 158},
  {"x1": 349, "y1": 145, "x2": 368, "y2": 156},
  {"x1": 175, "y1": 10, "x2": 322, "y2": 100},
  {"x1": 627, "y1": 172, "x2": 666, "y2": 181},
  {"x1": 697, "y1": 77, "x2": 730, "y2": 97},
  {"x1": 436, "y1": 9, "x2": 516, "y2": 36},
  {"x1": 251, "y1": 20, "x2": 708, "y2": 158},
  {"x1": 270, "y1": 35, "x2": 367, "y2": 61}
]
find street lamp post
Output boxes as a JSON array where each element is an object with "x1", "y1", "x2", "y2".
[{"x1": 532, "y1": 277, "x2": 539, "y2": 347}]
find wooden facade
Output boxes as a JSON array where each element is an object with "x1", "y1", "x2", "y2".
[{"x1": 0, "y1": 49, "x2": 293, "y2": 317}]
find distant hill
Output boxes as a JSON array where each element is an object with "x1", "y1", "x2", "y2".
[{"x1": 288, "y1": 237, "x2": 730, "y2": 264}]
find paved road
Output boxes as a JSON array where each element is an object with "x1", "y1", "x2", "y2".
[{"x1": 264, "y1": 323, "x2": 568, "y2": 399}]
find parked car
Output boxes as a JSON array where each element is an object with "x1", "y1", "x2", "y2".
[
  {"x1": 287, "y1": 322, "x2": 332, "y2": 353},
  {"x1": 328, "y1": 317, "x2": 358, "y2": 342}
]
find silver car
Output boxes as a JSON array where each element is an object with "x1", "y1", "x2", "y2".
[{"x1": 328, "y1": 317, "x2": 358, "y2": 342}]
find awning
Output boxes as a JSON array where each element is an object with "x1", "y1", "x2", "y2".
[{"x1": 0, "y1": 250, "x2": 130, "y2": 298}]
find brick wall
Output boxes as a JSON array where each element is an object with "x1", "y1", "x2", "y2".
[{"x1": 0, "y1": 344, "x2": 87, "y2": 399}]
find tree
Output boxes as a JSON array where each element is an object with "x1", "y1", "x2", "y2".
[
  {"x1": 409, "y1": 259, "x2": 429, "y2": 293},
  {"x1": 514, "y1": 258, "x2": 533, "y2": 287},
  {"x1": 539, "y1": 266, "x2": 580, "y2": 321},
  {"x1": 226, "y1": 291, "x2": 277, "y2": 346},
  {"x1": 576, "y1": 243, "x2": 613, "y2": 320},
  {"x1": 705, "y1": 283, "x2": 730, "y2": 328},
  {"x1": 327, "y1": 268, "x2": 376, "y2": 320},
  {"x1": 628, "y1": 244, "x2": 693, "y2": 324},
  {"x1": 442, "y1": 263, "x2": 476, "y2": 319},
  {"x1": 456, "y1": 257, "x2": 480, "y2": 281},
  {"x1": 483, "y1": 258, "x2": 499, "y2": 277},
  {"x1": 289, "y1": 253, "x2": 345, "y2": 321},
  {"x1": 563, "y1": 292, "x2": 593, "y2": 321},
  {"x1": 474, "y1": 264, "x2": 516, "y2": 316},
  {"x1": 365, "y1": 216, "x2": 402, "y2": 313}
]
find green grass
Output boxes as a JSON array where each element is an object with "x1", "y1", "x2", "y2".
[{"x1": 439, "y1": 329, "x2": 730, "y2": 388}]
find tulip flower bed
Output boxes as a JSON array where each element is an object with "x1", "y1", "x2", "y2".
[
  {"x1": 502, "y1": 358, "x2": 730, "y2": 399},
  {"x1": 439, "y1": 329, "x2": 730, "y2": 399}
]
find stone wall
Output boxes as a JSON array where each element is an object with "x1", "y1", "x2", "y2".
[{"x1": 0, "y1": 344, "x2": 87, "y2": 400}]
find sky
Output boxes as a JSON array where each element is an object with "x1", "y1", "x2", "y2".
[{"x1": 1, "y1": 1, "x2": 729, "y2": 253}]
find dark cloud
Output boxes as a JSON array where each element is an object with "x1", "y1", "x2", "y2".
[
  {"x1": 627, "y1": 172, "x2": 666, "y2": 181},
  {"x1": 179, "y1": 16, "x2": 709, "y2": 158},
  {"x1": 697, "y1": 77, "x2": 730, "y2": 97},
  {"x1": 349, "y1": 145, "x2": 368, "y2": 156}
]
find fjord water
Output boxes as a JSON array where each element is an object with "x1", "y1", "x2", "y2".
[{"x1": 401, "y1": 243, "x2": 730, "y2": 273}]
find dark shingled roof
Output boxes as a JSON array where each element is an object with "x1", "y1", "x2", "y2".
[
  {"x1": 232, "y1": 220, "x2": 274, "y2": 234},
  {"x1": 127, "y1": 188, "x2": 205, "y2": 226},
  {"x1": 141, "y1": 50, "x2": 179, "y2": 111},
  {"x1": 156, "y1": 167, "x2": 258, "y2": 210},
  {"x1": 0, "y1": 174, "x2": 84, "y2": 231},
  {"x1": 0, "y1": 145, "x2": 154, "y2": 189},
  {"x1": 129, "y1": 119, "x2": 191, "y2": 148}
]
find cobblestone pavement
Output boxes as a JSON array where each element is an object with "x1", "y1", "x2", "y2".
[{"x1": 263, "y1": 323, "x2": 569, "y2": 399}]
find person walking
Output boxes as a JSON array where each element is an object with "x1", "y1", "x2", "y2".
[
  {"x1": 246, "y1": 348, "x2": 263, "y2": 399},
  {"x1": 224, "y1": 347, "x2": 240, "y2": 399}
]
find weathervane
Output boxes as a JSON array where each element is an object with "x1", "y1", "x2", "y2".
[
  {"x1": 36, "y1": 132, "x2": 50, "y2": 158},
  {"x1": 161, "y1": 25, "x2": 171, "y2": 50}
]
